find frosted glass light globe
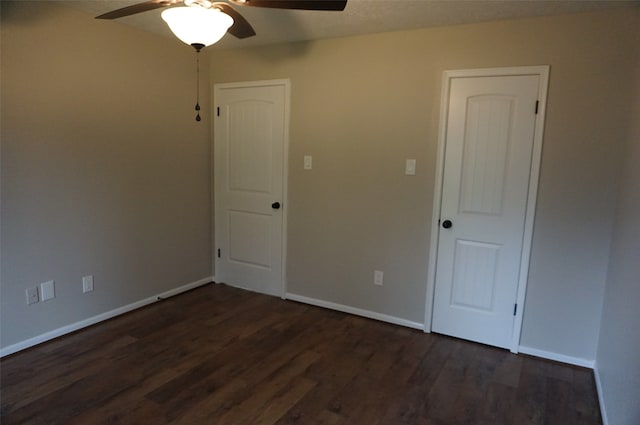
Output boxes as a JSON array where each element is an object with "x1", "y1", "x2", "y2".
[{"x1": 162, "y1": 6, "x2": 233, "y2": 48}]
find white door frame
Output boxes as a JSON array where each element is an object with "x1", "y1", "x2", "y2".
[
  {"x1": 423, "y1": 66, "x2": 550, "y2": 353},
  {"x1": 211, "y1": 79, "x2": 291, "y2": 297}
]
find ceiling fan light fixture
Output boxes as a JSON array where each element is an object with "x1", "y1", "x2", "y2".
[{"x1": 161, "y1": 6, "x2": 234, "y2": 48}]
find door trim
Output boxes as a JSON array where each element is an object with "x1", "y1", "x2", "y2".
[
  {"x1": 211, "y1": 79, "x2": 291, "y2": 297},
  {"x1": 423, "y1": 66, "x2": 550, "y2": 353}
]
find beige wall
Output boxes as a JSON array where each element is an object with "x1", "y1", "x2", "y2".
[
  {"x1": 209, "y1": 8, "x2": 639, "y2": 360},
  {"x1": 2, "y1": 1, "x2": 637, "y2": 365},
  {"x1": 596, "y1": 11, "x2": 640, "y2": 425},
  {"x1": 1, "y1": 2, "x2": 212, "y2": 349}
]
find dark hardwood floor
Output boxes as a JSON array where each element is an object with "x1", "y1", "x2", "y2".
[{"x1": 1, "y1": 283, "x2": 601, "y2": 425}]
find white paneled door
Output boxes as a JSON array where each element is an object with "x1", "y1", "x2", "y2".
[
  {"x1": 432, "y1": 70, "x2": 546, "y2": 349},
  {"x1": 214, "y1": 81, "x2": 289, "y2": 297}
]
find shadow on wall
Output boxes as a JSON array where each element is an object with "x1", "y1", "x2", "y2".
[
  {"x1": 244, "y1": 39, "x2": 317, "y2": 63},
  {"x1": 1, "y1": 1, "x2": 65, "y2": 26}
]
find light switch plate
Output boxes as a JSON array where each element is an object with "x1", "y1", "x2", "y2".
[
  {"x1": 40, "y1": 280, "x2": 55, "y2": 302},
  {"x1": 405, "y1": 159, "x2": 416, "y2": 175},
  {"x1": 374, "y1": 270, "x2": 384, "y2": 286},
  {"x1": 304, "y1": 155, "x2": 312, "y2": 170}
]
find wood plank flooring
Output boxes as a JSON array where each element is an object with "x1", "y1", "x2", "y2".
[{"x1": 1, "y1": 283, "x2": 602, "y2": 425}]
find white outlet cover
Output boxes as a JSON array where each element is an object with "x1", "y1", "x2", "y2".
[
  {"x1": 83, "y1": 275, "x2": 94, "y2": 293},
  {"x1": 26, "y1": 287, "x2": 39, "y2": 305},
  {"x1": 304, "y1": 155, "x2": 312, "y2": 170},
  {"x1": 40, "y1": 280, "x2": 55, "y2": 301},
  {"x1": 405, "y1": 159, "x2": 416, "y2": 175}
]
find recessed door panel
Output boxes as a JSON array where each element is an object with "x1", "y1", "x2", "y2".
[
  {"x1": 228, "y1": 101, "x2": 273, "y2": 194},
  {"x1": 459, "y1": 96, "x2": 514, "y2": 216},
  {"x1": 450, "y1": 239, "x2": 501, "y2": 312},
  {"x1": 228, "y1": 211, "x2": 271, "y2": 268}
]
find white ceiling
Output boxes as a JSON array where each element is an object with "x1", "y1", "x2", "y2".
[{"x1": 67, "y1": 0, "x2": 638, "y2": 50}]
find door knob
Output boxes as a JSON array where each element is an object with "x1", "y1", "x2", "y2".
[
  {"x1": 272, "y1": 202, "x2": 281, "y2": 210},
  {"x1": 442, "y1": 219, "x2": 452, "y2": 229}
]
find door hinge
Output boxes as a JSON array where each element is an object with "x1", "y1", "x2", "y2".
[
  {"x1": 535, "y1": 100, "x2": 539, "y2": 115},
  {"x1": 216, "y1": 107, "x2": 220, "y2": 117},
  {"x1": 513, "y1": 303, "x2": 518, "y2": 316},
  {"x1": 217, "y1": 249, "x2": 221, "y2": 258}
]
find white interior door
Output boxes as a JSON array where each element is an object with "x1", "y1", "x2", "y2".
[
  {"x1": 431, "y1": 72, "x2": 543, "y2": 349},
  {"x1": 214, "y1": 81, "x2": 289, "y2": 297}
]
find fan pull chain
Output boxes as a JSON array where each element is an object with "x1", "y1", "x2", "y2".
[{"x1": 195, "y1": 48, "x2": 201, "y2": 122}]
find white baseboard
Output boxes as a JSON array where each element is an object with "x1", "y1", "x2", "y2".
[
  {"x1": 283, "y1": 293, "x2": 595, "y2": 370},
  {"x1": 518, "y1": 345, "x2": 595, "y2": 368},
  {"x1": 0, "y1": 276, "x2": 213, "y2": 358},
  {"x1": 284, "y1": 292, "x2": 424, "y2": 330},
  {"x1": 593, "y1": 363, "x2": 609, "y2": 425}
]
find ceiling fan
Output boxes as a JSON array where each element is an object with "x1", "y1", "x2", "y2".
[
  {"x1": 96, "y1": 0, "x2": 347, "y2": 121},
  {"x1": 96, "y1": 0, "x2": 348, "y2": 41}
]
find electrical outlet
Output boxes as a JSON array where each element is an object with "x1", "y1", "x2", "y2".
[
  {"x1": 82, "y1": 275, "x2": 94, "y2": 293},
  {"x1": 304, "y1": 155, "x2": 313, "y2": 170},
  {"x1": 405, "y1": 159, "x2": 416, "y2": 175},
  {"x1": 40, "y1": 280, "x2": 55, "y2": 302},
  {"x1": 26, "y1": 287, "x2": 39, "y2": 305},
  {"x1": 374, "y1": 270, "x2": 384, "y2": 286}
]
